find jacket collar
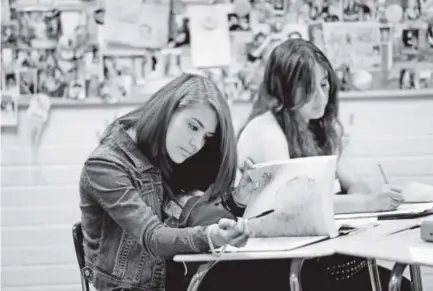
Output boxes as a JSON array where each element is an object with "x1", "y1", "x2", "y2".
[{"x1": 107, "y1": 122, "x2": 154, "y2": 172}]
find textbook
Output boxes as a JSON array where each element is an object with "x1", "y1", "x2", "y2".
[{"x1": 241, "y1": 155, "x2": 339, "y2": 239}]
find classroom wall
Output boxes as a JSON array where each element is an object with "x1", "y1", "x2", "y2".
[{"x1": 2, "y1": 91, "x2": 433, "y2": 291}]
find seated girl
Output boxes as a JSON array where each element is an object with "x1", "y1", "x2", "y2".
[
  {"x1": 79, "y1": 74, "x2": 250, "y2": 291},
  {"x1": 232, "y1": 39, "x2": 410, "y2": 291}
]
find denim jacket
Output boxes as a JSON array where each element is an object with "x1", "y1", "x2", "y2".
[{"x1": 79, "y1": 124, "x2": 210, "y2": 291}]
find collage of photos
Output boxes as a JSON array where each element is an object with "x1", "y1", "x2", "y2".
[
  {"x1": 1, "y1": 0, "x2": 433, "y2": 108},
  {"x1": 1, "y1": 3, "x2": 102, "y2": 102},
  {"x1": 212, "y1": 0, "x2": 433, "y2": 101}
]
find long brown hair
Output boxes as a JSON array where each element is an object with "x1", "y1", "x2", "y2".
[
  {"x1": 240, "y1": 39, "x2": 343, "y2": 158},
  {"x1": 102, "y1": 74, "x2": 237, "y2": 201}
]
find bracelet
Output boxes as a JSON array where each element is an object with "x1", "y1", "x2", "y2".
[
  {"x1": 206, "y1": 225, "x2": 217, "y2": 255},
  {"x1": 222, "y1": 189, "x2": 245, "y2": 217}
]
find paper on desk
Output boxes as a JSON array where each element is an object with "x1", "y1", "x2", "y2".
[
  {"x1": 221, "y1": 236, "x2": 328, "y2": 253},
  {"x1": 402, "y1": 183, "x2": 433, "y2": 203},
  {"x1": 335, "y1": 203, "x2": 433, "y2": 220}
]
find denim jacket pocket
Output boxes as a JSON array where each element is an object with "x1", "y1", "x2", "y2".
[
  {"x1": 113, "y1": 232, "x2": 156, "y2": 285},
  {"x1": 133, "y1": 251, "x2": 158, "y2": 286}
]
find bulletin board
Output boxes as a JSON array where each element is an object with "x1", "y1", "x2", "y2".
[{"x1": 1, "y1": 0, "x2": 433, "y2": 110}]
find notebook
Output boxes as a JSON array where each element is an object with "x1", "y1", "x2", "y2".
[{"x1": 241, "y1": 155, "x2": 339, "y2": 238}]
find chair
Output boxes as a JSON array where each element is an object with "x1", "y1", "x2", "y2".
[{"x1": 72, "y1": 222, "x2": 90, "y2": 291}]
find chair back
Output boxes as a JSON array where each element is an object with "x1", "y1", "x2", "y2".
[{"x1": 72, "y1": 222, "x2": 90, "y2": 291}]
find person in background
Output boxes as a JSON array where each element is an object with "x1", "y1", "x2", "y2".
[
  {"x1": 79, "y1": 74, "x2": 250, "y2": 291},
  {"x1": 231, "y1": 39, "x2": 410, "y2": 291},
  {"x1": 400, "y1": 68, "x2": 416, "y2": 89},
  {"x1": 404, "y1": 0, "x2": 421, "y2": 20}
]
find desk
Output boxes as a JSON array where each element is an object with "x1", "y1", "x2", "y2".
[
  {"x1": 335, "y1": 227, "x2": 433, "y2": 291},
  {"x1": 175, "y1": 241, "x2": 335, "y2": 291},
  {"x1": 174, "y1": 219, "x2": 424, "y2": 291}
]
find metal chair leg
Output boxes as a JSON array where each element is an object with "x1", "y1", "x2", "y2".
[
  {"x1": 368, "y1": 259, "x2": 383, "y2": 291},
  {"x1": 289, "y1": 258, "x2": 304, "y2": 291},
  {"x1": 388, "y1": 263, "x2": 407, "y2": 291},
  {"x1": 186, "y1": 262, "x2": 216, "y2": 291},
  {"x1": 409, "y1": 265, "x2": 423, "y2": 291}
]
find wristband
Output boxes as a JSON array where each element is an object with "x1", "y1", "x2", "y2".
[{"x1": 222, "y1": 189, "x2": 245, "y2": 217}]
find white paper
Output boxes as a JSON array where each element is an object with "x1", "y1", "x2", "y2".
[
  {"x1": 222, "y1": 236, "x2": 328, "y2": 253},
  {"x1": 402, "y1": 183, "x2": 433, "y2": 203},
  {"x1": 187, "y1": 4, "x2": 232, "y2": 68},
  {"x1": 243, "y1": 156, "x2": 339, "y2": 238},
  {"x1": 322, "y1": 22, "x2": 381, "y2": 71},
  {"x1": 335, "y1": 203, "x2": 433, "y2": 220},
  {"x1": 104, "y1": 0, "x2": 170, "y2": 48}
]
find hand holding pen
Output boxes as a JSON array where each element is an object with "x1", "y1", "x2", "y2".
[
  {"x1": 210, "y1": 209, "x2": 274, "y2": 250},
  {"x1": 361, "y1": 164, "x2": 404, "y2": 212},
  {"x1": 191, "y1": 209, "x2": 275, "y2": 290}
]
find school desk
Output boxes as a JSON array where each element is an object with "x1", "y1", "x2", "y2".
[{"x1": 335, "y1": 227, "x2": 433, "y2": 291}]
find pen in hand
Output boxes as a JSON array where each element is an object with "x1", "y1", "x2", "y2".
[
  {"x1": 218, "y1": 209, "x2": 274, "y2": 254},
  {"x1": 378, "y1": 164, "x2": 403, "y2": 193},
  {"x1": 378, "y1": 163, "x2": 388, "y2": 184},
  {"x1": 247, "y1": 209, "x2": 275, "y2": 221},
  {"x1": 235, "y1": 209, "x2": 275, "y2": 222}
]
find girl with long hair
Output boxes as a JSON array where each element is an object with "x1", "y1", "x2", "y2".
[
  {"x1": 79, "y1": 74, "x2": 250, "y2": 291},
  {"x1": 232, "y1": 39, "x2": 410, "y2": 290}
]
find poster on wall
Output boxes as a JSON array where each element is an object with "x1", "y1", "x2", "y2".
[
  {"x1": 16, "y1": 9, "x2": 63, "y2": 49},
  {"x1": 322, "y1": 22, "x2": 381, "y2": 71},
  {"x1": 302, "y1": 0, "x2": 343, "y2": 22},
  {"x1": 187, "y1": 4, "x2": 232, "y2": 68},
  {"x1": 1, "y1": 70, "x2": 19, "y2": 127},
  {"x1": 103, "y1": 0, "x2": 170, "y2": 49}
]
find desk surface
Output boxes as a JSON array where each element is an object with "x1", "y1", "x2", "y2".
[
  {"x1": 174, "y1": 241, "x2": 335, "y2": 262},
  {"x1": 174, "y1": 219, "x2": 420, "y2": 262},
  {"x1": 336, "y1": 228, "x2": 433, "y2": 267},
  {"x1": 174, "y1": 219, "x2": 423, "y2": 263}
]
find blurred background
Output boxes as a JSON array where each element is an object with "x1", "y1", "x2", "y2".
[{"x1": 1, "y1": 0, "x2": 433, "y2": 290}]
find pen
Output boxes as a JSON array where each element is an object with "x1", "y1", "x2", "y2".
[
  {"x1": 235, "y1": 209, "x2": 275, "y2": 221},
  {"x1": 378, "y1": 164, "x2": 389, "y2": 184},
  {"x1": 247, "y1": 209, "x2": 275, "y2": 221},
  {"x1": 378, "y1": 209, "x2": 433, "y2": 221}
]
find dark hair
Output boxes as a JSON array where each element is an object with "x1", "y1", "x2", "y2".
[
  {"x1": 240, "y1": 39, "x2": 343, "y2": 158},
  {"x1": 228, "y1": 13, "x2": 239, "y2": 20},
  {"x1": 399, "y1": 69, "x2": 414, "y2": 89},
  {"x1": 288, "y1": 31, "x2": 303, "y2": 39},
  {"x1": 102, "y1": 73, "x2": 237, "y2": 202},
  {"x1": 427, "y1": 22, "x2": 433, "y2": 40}
]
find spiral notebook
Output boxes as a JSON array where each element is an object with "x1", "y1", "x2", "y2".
[{"x1": 241, "y1": 156, "x2": 339, "y2": 239}]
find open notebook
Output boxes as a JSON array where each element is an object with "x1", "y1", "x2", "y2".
[{"x1": 240, "y1": 156, "x2": 339, "y2": 239}]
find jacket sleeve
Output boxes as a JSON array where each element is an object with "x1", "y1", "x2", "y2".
[{"x1": 82, "y1": 158, "x2": 209, "y2": 258}]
